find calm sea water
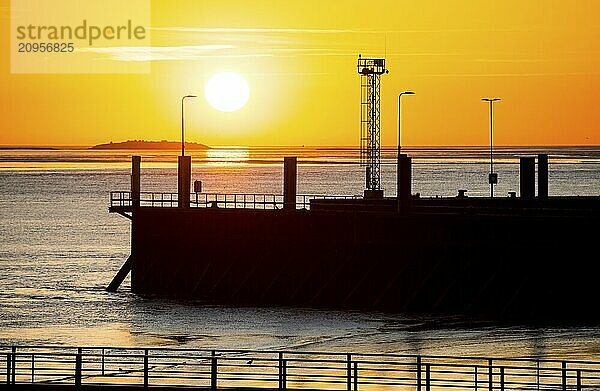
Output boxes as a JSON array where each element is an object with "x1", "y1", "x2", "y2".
[{"x1": 0, "y1": 147, "x2": 599, "y2": 359}]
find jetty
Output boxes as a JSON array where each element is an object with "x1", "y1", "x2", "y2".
[{"x1": 1, "y1": 346, "x2": 599, "y2": 390}]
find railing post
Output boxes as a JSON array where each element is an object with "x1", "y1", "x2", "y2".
[
  {"x1": 5, "y1": 353, "x2": 10, "y2": 385},
  {"x1": 75, "y1": 348, "x2": 82, "y2": 387},
  {"x1": 488, "y1": 359, "x2": 493, "y2": 391},
  {"x1": 562, "y1": 361, "x2": 567, "y2": 391},
  {"x1": 211, "y1": 350, "x2": 217, "y2": 391},
  {"x1": 282, "y1": 358, "x2": 287, "y2": 390},
  {"x1": 576, "y1": 369, "x2": 581, "y2": 391},
  {"x1": 475, "y1": 366, "x2": 478, "y2": 391},
  {"x1": 347, "y1": 354, "x2": 352, "y2": 391},
  {"x1": 417, "y1": 356, "x2": 422, "y2": 391},
  {"x1": 278, "y1": 352, "x2": 283, "y2": 390},
  {"x1": 425, "y1": 363, "x2": 431, "y2": 391},
  {"x1": 353, "y1": 361, "x2": 358, "y2": 391},
  {"x1": 500, "y1": 367, "x2": 504, "y2": 391},
  {"x1": 31, "y1": 354, "x2": 34, "y2": 383},
  {"x1": 144, "y1": 349, "x2": 149, "y2": 388},
  {"x1": 11, "y1": 347, "x2": 16, "y2": 385},
  {"x1": 101, "y1": 348, "x2": 105, "y2": 376}
]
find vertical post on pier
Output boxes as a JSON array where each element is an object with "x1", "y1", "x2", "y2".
[
  {"x1": 576, "y1": 369, "x2": 581, "y2": 391},
  {"x1": 538, "y1": 154, "x2": 548, "y2": 200},
  {"x1": 282, "y1": 357, "x2": 287, "y2": 390},
  {"x1": 425, "y1": 363, "x2": 431, "y2": 391},
  {"x1": 283, "y1": 157, "x2": 297, "y2": 210},
  {"x1": 144, "y1": 349, "x2": 149, "y2": 388},
  {"x1": 31, "y1": 354, "x2": 34, "y2": 383},
  {"x1": 520, "y1": 157, "x2": 535, "y2": 200},
  {"x1": 475, "y1": 366, "x2": 478, "y2": 391},
  {"x1": 398, "y1": 154, "x2": 412, "y2": 213},
  {"x1": 500, "y1": 367, "x2": 504, "y2": 391},
  {"x1": 211, "y1": 350, "x2": 217, "y2": 391},
  {"x1": 278, "y1": 352, "x2": 283, "y2": 390},
  {"x1": 131, "y1": 156, "x2": 141, "y2": 208},
  {"x1": 562, "y1": 361, "x2": 567, "y2": 391},
  {"x1": 353, "y1": 361, "x2": 358, "y2": 391},
  {"x1": 347, "y1": 354, "x2": 352, "y2": 391},
  {"x1": 178, "y1": 155, "x2": 192, "y2": 208},
  {"x1": 75, "y1": 348, "x2": 82, "y2": 387}
]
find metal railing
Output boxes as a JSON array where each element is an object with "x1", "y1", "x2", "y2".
[
  {"x1": 1, "y1": 346, "x2": 599, "y2": 390},
  {"x1": 110, "y1": 192, "x2": 360, "y2": 210}
]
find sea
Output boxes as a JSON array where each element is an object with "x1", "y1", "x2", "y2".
[{"x1": 0, "y1": 146, "x2": 599, "y2": 360}]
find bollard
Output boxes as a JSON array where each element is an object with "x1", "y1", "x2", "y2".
[
  {"x1": 520, "y1": 157, "x2": 535, "y2": 200},
  {"x1": 347, "y1": 354, "x2": 352, "y2": 391},
  {"x1": 131, "y1": 156, "x2": 141, "y2": 208},
  {"x1": 178, "y1": 155, "x2": 191, "y2": 208},
  {"x1": 144, "y1": 349, "x2": 149, "y2": 388},
  {"x1": 75, "y1": 348, "x2": 82, "y2": 387},
  {"x1": 538, "y1": 154, "x2": 548, "y2": 200},
  {"x1": 211, "y1": 351, "x2": 217, "y2": 391},
  {"x1": 283, "y1": 157, "x2": 297, "y2": 210}
]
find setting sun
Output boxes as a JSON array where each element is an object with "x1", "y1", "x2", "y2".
[{"x1": 204, "y1": 72, "x2": 250, "y2": 113}]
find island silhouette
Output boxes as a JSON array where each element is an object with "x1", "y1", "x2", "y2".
[{"x1": 90, "y1": 140, "x2": 210, "y2": 150}]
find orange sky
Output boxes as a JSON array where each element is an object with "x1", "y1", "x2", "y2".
[{"x1": 1, "y1": 0, "x2": 599, "y2": 147}]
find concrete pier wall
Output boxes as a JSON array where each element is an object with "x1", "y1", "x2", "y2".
[{"x1": 130, "y1": 207, "x2": 598, "y2": 321}]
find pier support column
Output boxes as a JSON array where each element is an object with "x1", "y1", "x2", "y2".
[
  {"x1": 178, "y1": 156, "x2": 191, "y2": 208},
  {"x1": 283, "y1": 157, "x2": 297, "y2": 210},
  {"x1": 397, "y1": 154, "x2": 412, "y2": 212},
  {"x1": 538, "y1": 154, "x2": 548, "y2": 200},
  {"x1": 520, "y1": 157, "x2": 535, "y2": 200},
  {"x1": 131, "y1": 156, "x2": 141, "y2": 208}
]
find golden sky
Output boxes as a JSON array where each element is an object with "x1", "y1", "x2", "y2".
[{"x1": 1, "y1": 0, "x2": 599, "y2": 147}]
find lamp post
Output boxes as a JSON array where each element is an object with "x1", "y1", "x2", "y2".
[
  {"x1": 397, "y1": 91, "x2": 415, "y2": 212},
  {"x1": 482, "y1": 97, "x2": 501, "y2": 198},
  {"x1": 181, "y1": 95, "x2": 197, "y2": 156}
]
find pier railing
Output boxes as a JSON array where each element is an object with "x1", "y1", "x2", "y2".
[
  {"x1": 1, "y1": 346, "x2": 599, "y2": 390},
  {"x1": 110, "y1": 191, "x2": 360, "y2": 210}
]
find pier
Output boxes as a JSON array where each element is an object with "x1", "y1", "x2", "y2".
[{"x1": 1, "y1": 346, "x2": 599, "y2": 390}]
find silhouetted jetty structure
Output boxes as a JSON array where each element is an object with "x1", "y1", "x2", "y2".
[{"x1": 107, "y1": 56, "x2": 599, "y2": 322}]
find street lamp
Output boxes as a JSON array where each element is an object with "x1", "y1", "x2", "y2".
[
  {"x1": 482, "y1": 97, "x2": 501, "y2": 197},
  {"x1": 181, "y1": 95, "x2": 197, "y2": 156}
]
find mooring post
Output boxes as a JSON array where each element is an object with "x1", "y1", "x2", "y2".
[
  {"x1": 75, "y1": 348, "x2": 82, "y2": 387},
  {"x1": 144, "y1": 349, "x2": 149, "y2": 388},
  {"x1": 537, "y1": 154, "x2": 548, "y2": 200},
  {"x1": 353, "y1": 361, "x2": 358, "y2": 391},
  {"x1": 562, "y1": 361, "x2": 567, "y2": 391},
  {"x1": 283, "y1": 157, "x2": 297, "y2": 210},
  {"x1": 416, "y1": 356, "x2": 422, "y2": 391},
  {"x1": 178, "y1": 155, "x2": 192, "y2": 208},
  {"x1": 398, "y1": 154, "x2": 412, "y2": 213},
  {"x1": 520, "y1": 157, "x2": 535, "y2": 200},
  {"x1": 347, "y1": 354, "x2": 352, "y2": 391},
  {"x1": 131, "y1": 156, "x2": 141, "y2": 208},
  {"x1": 211, "y1": 350, "x2": 217, "y2": 391}
]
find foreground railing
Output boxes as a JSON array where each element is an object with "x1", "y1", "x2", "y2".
[
  {"x1": 110, "y1": 192, "x2": 360, "y2": 210},
  {"x1": 1, "y1": 346, "x2": 599, "y2": 390}
]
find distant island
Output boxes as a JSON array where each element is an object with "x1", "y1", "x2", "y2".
[{"x1": 89, "y1": 140, "x2": 210, "y2": 150}]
